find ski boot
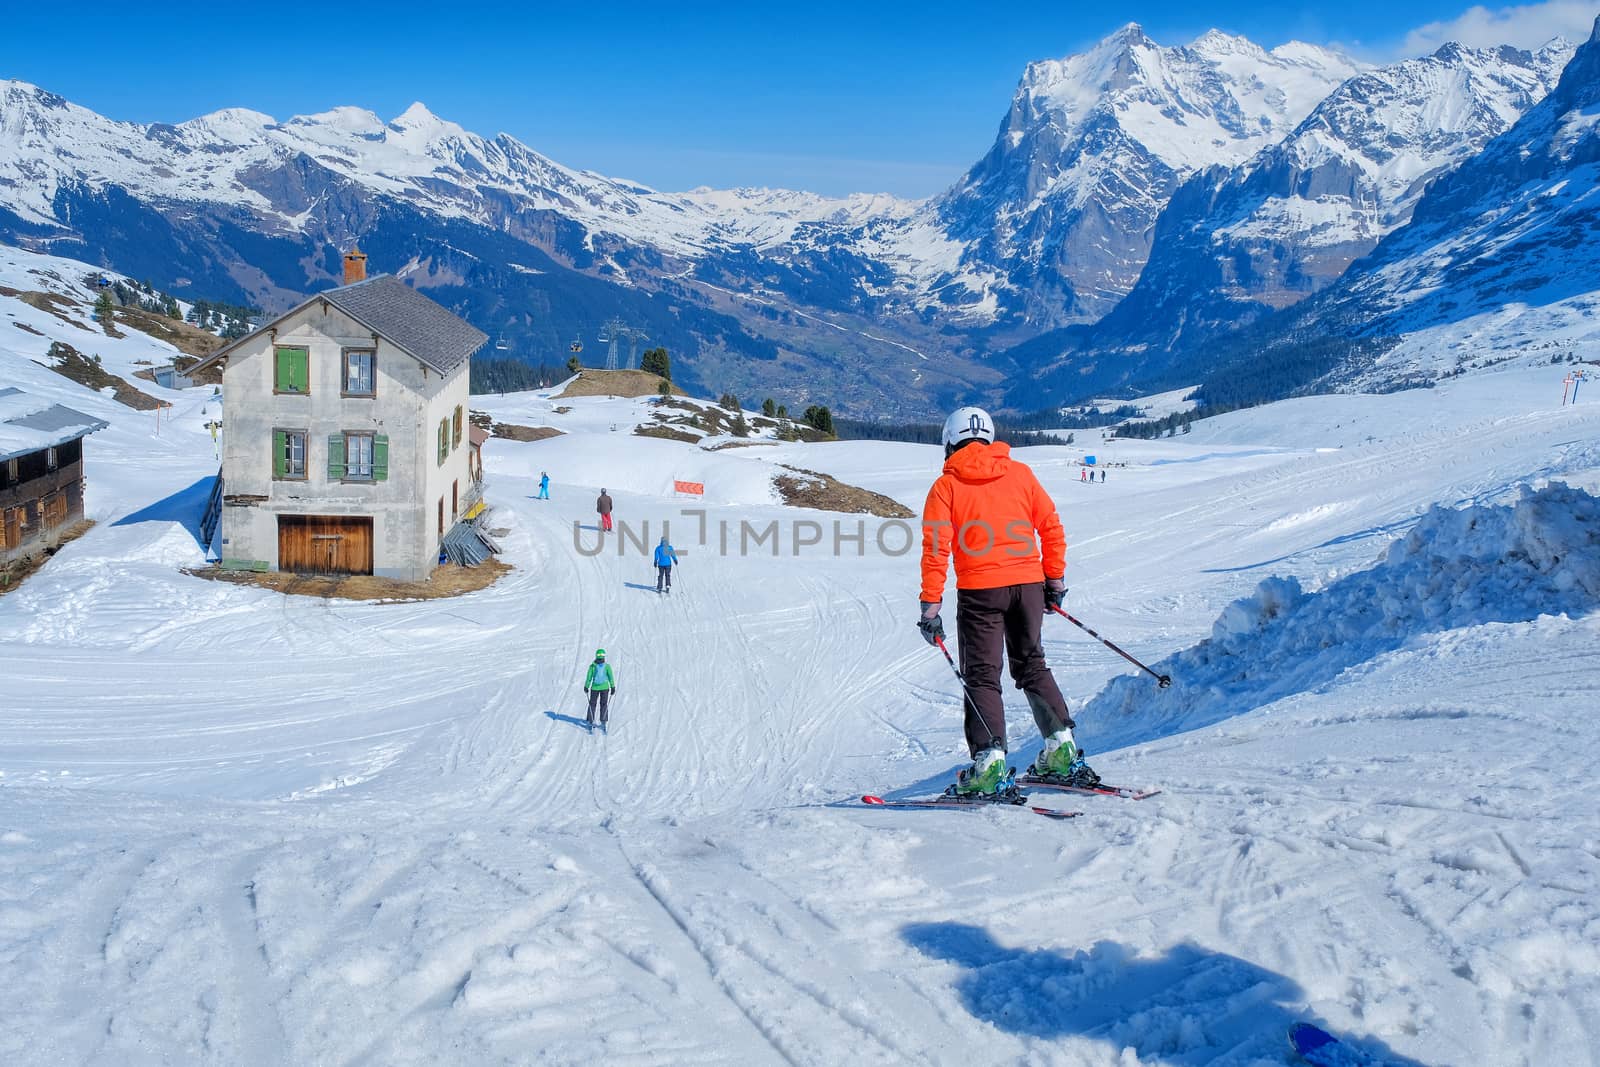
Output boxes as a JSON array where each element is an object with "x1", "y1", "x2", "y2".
[
  {"x1": 1028, "y1": 728, "x2": 1102, "y2": 787},
  {"x1": 951, "y1": 747, "x2": 1009, "y2": 796}
]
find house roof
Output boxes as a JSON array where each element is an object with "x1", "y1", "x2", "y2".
[
  {"x1": 190, "y1": 274, "x2": 488, "y2": 377},
  {"x1": 0, "y1": 387, "x2": 110, "y2": 463},
  {"x1": 468, "y1": 425, "x2": 490, "y2": 448}
]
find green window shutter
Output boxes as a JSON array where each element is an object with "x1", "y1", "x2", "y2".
[
  {"x1": 272, "y1": 430, "x2": 286, "y2": 478},
  {"x1": 327, "y1": 433, "x2": 346, "y2": 480},
  {"x1": 372, "y1": 434, "x2": 389, "y2": 482},
  {"x1": 276, "y1": 347, "x2": 309, "y2": 392}
]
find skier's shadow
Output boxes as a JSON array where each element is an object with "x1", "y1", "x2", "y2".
[
  {"x1": 900, "y1": 925, "x2": 1427, "y2": 1065},
  {"x1": 544, "y1": 711, "x2": 592, "y2": 731},
  {"x1": 623, "y1": 582, "x2": 661, "y2": 593}
]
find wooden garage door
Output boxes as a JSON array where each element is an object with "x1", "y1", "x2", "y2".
[{"x1": 277, "y1": 515, "x2": 374, "y2": 576}]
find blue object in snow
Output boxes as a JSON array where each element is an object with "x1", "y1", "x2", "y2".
[
  {"x1": 1288, "y1": 1022, "x2": 1378, "y2": 1066},
  {"x1": 1084, "y1": 455, "x2": 1096, "y2": 466}
]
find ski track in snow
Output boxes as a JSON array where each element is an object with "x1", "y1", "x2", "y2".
[{"x1": 1, "y1": 275, "x2": 1599, "y2": 1065}]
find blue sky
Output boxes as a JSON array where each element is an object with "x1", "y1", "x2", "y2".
[{"x1": 1, "y1": 1, "x2": 1588, "y2": 197}]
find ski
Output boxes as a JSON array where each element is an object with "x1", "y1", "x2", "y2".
[
  {"x1": 860, "y1": 794, "x2": 1082, "y2": 820},
  {"x1": 1018, "y1": 773, "x2": 1160, "y2": 800},
  {"x1": 1288, "y1": 1022, "x2": 1379, "y2": 1067}
]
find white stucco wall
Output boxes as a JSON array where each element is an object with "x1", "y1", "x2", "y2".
[{"x1": 217, "y1": 300, "x2": 473, "y2": 581}]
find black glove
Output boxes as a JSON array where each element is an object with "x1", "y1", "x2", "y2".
[
  {"x1": 918, "y1": 601, "x2": 945, "y2": 646},
  {"x1": 1044, "y1": 578, "x2": 1067, "y2": 612}
]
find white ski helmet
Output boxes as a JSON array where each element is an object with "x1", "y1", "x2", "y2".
[{"x1": 942, "y1": 406, "x2": 995, "y2": 448}]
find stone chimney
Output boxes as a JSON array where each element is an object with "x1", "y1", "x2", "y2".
[{"x1": 343, "y1": 246, "x2": 368, "y2": 285}]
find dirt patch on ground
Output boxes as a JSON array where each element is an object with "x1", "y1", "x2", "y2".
[
  {"x1": 491, "y1": 422, "x2": 564, "y2": 443},
  {"x1": 18, "y1": 291, "x2": 96, "y2": 333},
  {"x1": 557, "y1": 369, "x2": 685, "y2": 399},
  {"x1": 11, "y1": 321, "x2": 44, "y2": 336},
  {"x1": 116, "y1": 306, "x2": 226, "y2": 360},
  {"x1": 1, "y1": 521, "x2": 96, "y2": 595},
  {"x1": 634, "y1": 424, "x2": 700, "y2": 444},
  {"x1": 704, "y1": 440, "x2": 777, "y2": 450},
  {"x1": 773, "y1": 465, "x2": 914, "y2": 518},
  {"x1": 45, "y1": 341, "x2": 165, "y2": 410},
  {"x1": 185, "y1": 558, "x2": 514, "y2": 601}
]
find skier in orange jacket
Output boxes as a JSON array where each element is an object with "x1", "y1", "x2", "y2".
[{"x1": 919, "y1": 406, "x2": 1085, "y2": 795}]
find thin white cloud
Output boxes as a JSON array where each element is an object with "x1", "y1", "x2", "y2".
[{"x1": 1399, "y1": 1, "x2": 1596, "y2": 56}]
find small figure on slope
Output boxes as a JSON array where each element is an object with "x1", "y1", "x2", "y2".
[
  {"x1": 583, "y1": 648, "x2": 616, "y2": 732},
  {"x1": 537, "y1": 471, "x2": 550, "y2": 500},
  {"x1": 654, "y1": 535, "x2": 679, "y2": 594},
  {"x1": 919, "y1": 406, "x2": 1093, "y2": 795},
  {"x1": 596, "y1": 488, "x2": 614, "y2": 532}
]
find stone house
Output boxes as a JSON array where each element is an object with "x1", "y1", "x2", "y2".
[
  {"x1": 0, "y1": 387, "x2": 107, "y2": 570},
  {"x1": 191, "y1": 251, "x2": 489, "y2": 581}
]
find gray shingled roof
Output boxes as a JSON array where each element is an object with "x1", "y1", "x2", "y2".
[
  {"x1": 192, "y1": 274, "x2": 488, "y2": 376},
  {"x1": 322, "y1": 276, "x2": 488, "y2": 375},
  {"x1": 0, "y1": 387, "x2": 110, "y2": 462}
]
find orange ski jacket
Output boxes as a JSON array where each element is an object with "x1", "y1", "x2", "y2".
[{"x1": 919, "y1": 441, "x2": 1066, "y2": 603}]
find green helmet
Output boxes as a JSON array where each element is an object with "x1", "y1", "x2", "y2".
[{"x1": 595, "y1": 648, "x2": 606, "y2": 659}]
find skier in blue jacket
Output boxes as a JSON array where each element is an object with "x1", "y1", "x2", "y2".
[
  {"x1": 537, "y1": 471, "x2": 550, "y2": 500},
  {"x1": 654, "y1": 535, "x2": 679, "y2": 594}
]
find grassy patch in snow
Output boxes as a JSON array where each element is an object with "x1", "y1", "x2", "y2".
[
  {"x1": 491, "y1": 422, "x2": 564, "y2": 443},
  {"x1": 557, "y1": 369, "x2": 684, "y2": 399},
  {"x1": 774, "y1": 465, "x2": 913, "y2": 518},
  {"x1": 45, "y1": 341, "x2": 164, "y2": 410}
]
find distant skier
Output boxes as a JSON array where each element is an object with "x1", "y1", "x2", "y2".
[
  {"x1": 1081, "y1": 468, "x2": 1088, "y2": 482},
  {"x1": 653, "y1": 535, "x2": 679, "y2": 593},
  {"x1": 537, "y1": 471, "x2": 550, "y2": 500},
  {"x1": 596, "y1": 488, "x2": 614, "y2": 532},
  {"x1": 919, "y1": 406, "x2": 1087, "y2": 795},
  {"x1": 583, "y1": 648, "x2": 616, "y2": 731},
  {"x1": 1099, "y1": 469, "x2": 1106, "y2": 483}
]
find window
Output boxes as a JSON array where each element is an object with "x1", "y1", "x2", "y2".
[
  {"x1": 272, "y1": 429, "x2": 307, "y2": 480},
  {"x1": 438, "y1": 497, "x2": 445, "y2": 539},
  {"x1": 4, "y1": 458, "x2": 16, "y2": 487},
  {"x1": 438, "y1": 418, "x2": 449, "y2": 465},
  {"x1": 452, "y1": 479, "x2": 459, "y2": 520},
  {"x1": 274, "y1": 345, "x2": 309, "y2": 394},
  {"x1": 328, "y1": 433, "x2": 388, "y2": 482},
  {"x1": 345, "y1": 433, "x2": 375, "y2": 480},
  {"x1": 452, "y1": 406, "x2": 463, "y2": 449},
  {"x1": 342, "y1": 348, "x2": 375, "y2": 396},
  {"x1": 46, "y1": 447, "x2": 58, "y2": 472}
]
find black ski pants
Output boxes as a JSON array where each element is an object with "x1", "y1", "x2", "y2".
[
  {"x1": 656, "y1": 564, "x2": 672, "y2": 591},
  {"x1": 586, "y1": 689, "x2": 611, "y2": 725},
  {"x1": 956, "y1": 582, "x2": 1073, "y2": 757}
]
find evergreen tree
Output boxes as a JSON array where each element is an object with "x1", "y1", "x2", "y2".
[
  {"x1": 656, "y1": 380, "x2": 671, "y2": 398},
  {"x1": 762, "y1": 397, "x2": 776, "y2": 417},
  {"x1": 732, "y1": 412, "x2": 750, "y2": 437},
  {"x1": 94, "y1": 290, "x2": 115, "y2": 322},
  {"x1": 640, "y1": 347, "x2": 672, "y2": 381},
  {"x1": 802, "y1": 405, "x2": 835, "y2": 436},
  {"x1": 776, "y1": 404, "x2": 788, "y2": 419},
  {"x1": 567, "y1": 354, "x2": 582, "y2": 375},
  {"x1": 719, "y1": 393, "x2": 740, "y2": 411}
]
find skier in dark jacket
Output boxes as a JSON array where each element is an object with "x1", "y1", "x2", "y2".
[
  {"x1": 583, "y1": 649, "x2": 616, "y2": 731},
  {"x1": 653, "y1": 536, "x2": 679, "y2": 593},
  {"x1": 596, "y1": 489, "x2": 614, "y2": 532}
]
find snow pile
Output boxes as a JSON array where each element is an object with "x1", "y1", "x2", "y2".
[{"x1": 1081, "y1": 482, "x2": 1600, "y2": 749}]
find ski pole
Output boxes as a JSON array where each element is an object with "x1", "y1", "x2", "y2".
[{"x1": 1048, "y1": 605, "x2": 1172, "y2": 688}]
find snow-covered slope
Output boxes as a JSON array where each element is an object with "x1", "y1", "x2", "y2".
[{"x1": 4, "y1": 243, "x2": 1600, "y2": 1064}]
